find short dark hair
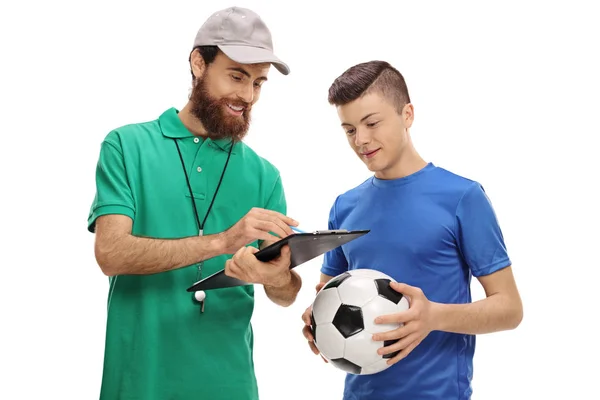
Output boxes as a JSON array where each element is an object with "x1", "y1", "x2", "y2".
[
  {"x1": 328, "y1": 60, "x2": 411, "y2": 113},
  {"x1": 189, "y1": 45, "x2": 219, "y2": 79}
]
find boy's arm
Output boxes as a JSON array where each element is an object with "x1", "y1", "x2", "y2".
[
  {"x1": 432, "y1": 265, "x2": 523, "y2": 334},
  {"x1": 373, "y1": 182, "x2": 523, "y2": 365}
]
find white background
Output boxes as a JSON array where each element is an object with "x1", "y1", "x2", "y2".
[{"x1": 1, "y1": 0, "x2": 599, "y2": 399}]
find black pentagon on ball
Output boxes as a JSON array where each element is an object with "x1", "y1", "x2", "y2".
[
  {"x1": 310, "y1": 310, "x2": 317, "y2": 344},
  {"x1": 330, "y1": 358, "x2": 362, "y2": 375},
  {"x1": 383, "y1": 339, "x2": 401, "y2": 359},
  {"x1": 323, "y1": 272, "x2": 351, "y2": 290},
  {"x1": 332, "y1": 304, "x2": 364, "y2": 338},
  {"x1": 375, "y1": 278, "x2": 404, "y2": 304}
]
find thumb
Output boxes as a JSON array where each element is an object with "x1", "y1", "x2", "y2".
[
  {"x1": 246, "y1": 246, "x2": 259, "y2": 254},
  {"x1": 280, "y1": 245, "x2": 291, "y2": 258}
]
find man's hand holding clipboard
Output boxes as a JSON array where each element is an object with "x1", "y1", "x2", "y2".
[{"x1": 187, "y1": 228, "x2": 370, "y2": 292}]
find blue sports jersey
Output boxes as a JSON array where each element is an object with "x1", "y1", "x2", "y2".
[{"x1": 321, "y1": 162, "x2": 511, "y2": 400}]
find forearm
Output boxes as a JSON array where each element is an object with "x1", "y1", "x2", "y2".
[
  {"x1": 432, "y1": 293, "x2": 523, "y2": 335},
  {"x1": 264, "y1": 271, "x2": 302, "y2": 307},
  {"x1": 95, "y1": 233, "x2": 225, "y2": 276}
]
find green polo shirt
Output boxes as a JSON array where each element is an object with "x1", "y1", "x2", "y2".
[{"x1": 87, "y1": 107, "x2": 287, "y2": 400}]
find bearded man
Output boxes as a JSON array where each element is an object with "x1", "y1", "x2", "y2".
[{"x1": 87, "y1": 7, "x2": 301, "y2": 400}]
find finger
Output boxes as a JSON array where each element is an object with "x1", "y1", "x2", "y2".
[
  {"x1": 257, "y1": 208, "x2": 299, "y2": 227},
  {"x1": 224, "y1": 260, "x2": 237, "y2": 278},
  {"x1": 315, "y1": 282, "x2": 326, "y2": 293},
  {"x1": 375, "y1": 309, "x2": 417, "y2": 325},
  {"x1": 386, "y1": 337, "x2": 422, "y2": 366},
  {"x1": 301, "y1": 327, "x2": 320, "y2": 356},
  {"x1": 252, "y1": 232, "x2": 284, "y2": 246},
  {"x1": 390, "y1": 282, "x2": 422, "y2": 299},
  {"x1": 244, "y1": 246, "x2": 259, "y2": 255},
  {"x1": 253, "y1": 229, "x2": 285, "y2": 244},
  {"x1": 264, "y1": 214, "x2": 295, "y2": 237},
  {"x1": 377, "y1": 331, "x2": 420, "y2": 357},
  {"x1": 372, "y1": 324, "x2": 412, "y2": 342},
  {"x1": 302, "y1": 308, "x2": 312, "y2": 325},
  {"x1": 302, "y1": 325, "x2": 314, "y2": 341},
  {"x1": 236, "y1": 246, "x2": 260, "y2": 265},
  {"x1": 309, "y1": 341, "x2": 320, "y2": 356},
  {"x1": 232, "y1": 246, "x2": 247, "y2": 261},
  {"x1": 253, "y1": 220, "x2": 290, "y2": 239}
]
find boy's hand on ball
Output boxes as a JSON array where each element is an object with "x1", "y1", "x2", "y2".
[
  {"x1": 300, "y1": 281, "x2": 328, "y2": 344},
  {"x1": 224, "y1": 244, "x2": 292, "y2": 288},
  {"x1": 302, "y1": 304, "x2": 328, "y2": 363},
  {"x1": 372, "y1": 282, "x2": 435, "y2": 365}
]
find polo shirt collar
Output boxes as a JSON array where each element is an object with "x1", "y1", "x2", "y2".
[{"x1": 159, "y1": 107, "x2": 237, "y2": 154}]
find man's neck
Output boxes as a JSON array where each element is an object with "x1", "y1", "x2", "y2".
[
  {"x1": 178, "y1": 102, "x2": 208, "y2": 137},
  {"x1": 375, "y1": 144, "x2": 428, "y2": 180}
]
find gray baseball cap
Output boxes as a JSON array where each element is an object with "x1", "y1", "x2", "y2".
[{"x1": 193, "y1": 6, "x2": 290, "y2": 75}]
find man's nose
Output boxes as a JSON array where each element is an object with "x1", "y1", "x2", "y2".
[{"x1": 237, "y1": 84, "x2": 254, "y2": 104}]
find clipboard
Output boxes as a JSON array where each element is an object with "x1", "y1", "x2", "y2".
[{"x1": 186, "y1": 229, "x2": 370, "y2": 292}]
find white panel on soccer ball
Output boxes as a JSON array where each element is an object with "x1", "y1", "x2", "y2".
[
  {"x1": 361, "y1": 358, "x2": 391, "y2": 375},
  {"x1": 349, "y1": 268, "x2": 396, "y2": 282},
  {"x1": 312, "y1": 287, "x2": 342, "y2": 324},
  {"x1": 337, "y1": 276, "x2": 379, "y2": 307},
  {"x1": 343, "y1": 329, "x2": 382, "y2": 369},
  {"x1": 396, "y1": 296, "x2": 410, "y2": 313},
  {"x1": 362, "y1": 295, "x2": 403, "y2": 334},
  {"x1": 314, "y1": 322, "x2": 346, "y2": 360}
]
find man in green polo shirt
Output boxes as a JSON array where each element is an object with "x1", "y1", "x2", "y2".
[{"x1": 87, "y1": 7, "x2": 301, "y2": 400}]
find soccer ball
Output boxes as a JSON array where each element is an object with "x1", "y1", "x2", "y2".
[{"x1": 310, "y1": 269, "x2": 410, "y2": 375}]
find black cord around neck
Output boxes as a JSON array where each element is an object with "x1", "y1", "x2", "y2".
[{"x1": 173, "y1": 138, "x2": 234, "y2": 234}]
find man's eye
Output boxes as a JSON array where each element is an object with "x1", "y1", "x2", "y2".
[{"x1": 231, "y1": 75, "x2": 242, "y2": 81}]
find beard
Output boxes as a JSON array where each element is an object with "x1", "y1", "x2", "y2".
[{"x1": 189, "y1": 76, "x2": 252, "y2": 142}]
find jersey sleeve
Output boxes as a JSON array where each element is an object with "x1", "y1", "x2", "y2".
[
  {"x1": 321, "y1": 197, "x2": 349, "y2": 277},
  {"x1": 87, "y1": 134, "x2": 135, "y2": 233},
  {"x1": 455, "y1": 182, "x2": 511, "y2": 277}
]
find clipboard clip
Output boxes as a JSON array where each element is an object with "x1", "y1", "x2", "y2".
[{"x1": 313, "y1": 229, "x2": 349, "y2": 234}]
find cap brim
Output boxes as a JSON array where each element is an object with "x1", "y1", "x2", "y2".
[{"x1": 218, "y1": 45, "x2": 290, "y2": 75}]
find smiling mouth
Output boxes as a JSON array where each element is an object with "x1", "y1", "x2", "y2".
[
  {"x1": 226, "y1": 103, "x2": 246, "y2": 116},
  {"x1": 361, "y1": 148, "x2": 380, "y2": 158}
]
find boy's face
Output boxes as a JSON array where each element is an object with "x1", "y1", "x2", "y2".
[{"x1": 336, "y1": 92, "x2": 414, "y2": 179}]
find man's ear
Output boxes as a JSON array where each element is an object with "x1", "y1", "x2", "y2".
[{"x1": 189, "y1": 49, "x2": 206, "y2": 80}]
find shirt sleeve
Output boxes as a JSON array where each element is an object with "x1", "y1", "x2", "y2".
[
  {"x1": 321, "y1": 197, "x2": 349, "y2": 277},
  {"x1": 455, "y1": 182, "x2": 511, "y2": 277},
  {"x1": 87, "y1": 135, "x2": 135, "y2": 233},
  {"x1": 258, "y1": 174, "x2": 287, "y2": 248},
  {"x1": 263, "y1": 174, "x2": 287, "y2": 215}
]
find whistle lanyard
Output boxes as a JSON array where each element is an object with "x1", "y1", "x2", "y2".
[
  {"x1": 173, "y1": 138, "x2": 234, "y2": 309},
  {"x1": 173, "y1": 138, "x2": 233, "y2": 235}
]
